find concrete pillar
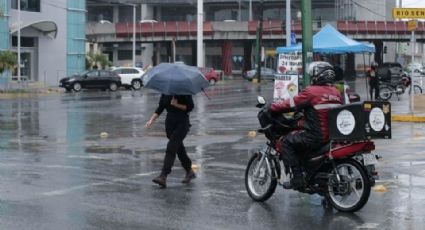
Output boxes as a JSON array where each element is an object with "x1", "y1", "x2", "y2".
[
  {"x1": 112, "y1": 48, "x2": 118, "y2": 66},
  {"x1": 113, "y1": 6, "x2": 119, "y2": 23}
]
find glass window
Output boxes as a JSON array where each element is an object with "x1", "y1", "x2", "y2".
[
  {"x1": 99, "y1": 70, "x2": 111, "y2": 77},
  {"x1": 12, "y1": 0, "x2": 40, "y2": 12},
  {"x1": 86, "y1": 71, "x2": 98, "y2": 78}
]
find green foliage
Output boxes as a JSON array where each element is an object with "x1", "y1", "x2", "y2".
[
  {"x1": 0, "y1": 51, "x2": 17, "y2": 74},
  {"x1": 86, "y1": 51, "x2": 112, "y2": 70}
]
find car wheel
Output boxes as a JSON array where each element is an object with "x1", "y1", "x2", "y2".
[
  {"x1": 131, "y1": 80, "x2": 142, "y2": 90},
  {"x1": 72, "y1": 82, "x2": 82, "y2": 92},
  {"x1": 209, "y1": 79, "x2": 216, "y2": 85},
  {"x1": 109, "y1": 82, "x2": 118, "y2": 91}
]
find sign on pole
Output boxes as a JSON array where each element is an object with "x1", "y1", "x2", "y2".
[
  {"x1": 392, "y1": 8, "x2": 425, "y2": 19},
  {"x1": 407, "y1": 20, "x2": 417, "y2": 31}
]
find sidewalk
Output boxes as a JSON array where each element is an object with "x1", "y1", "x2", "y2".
[
  {"x1": 0, "y1": 81, "x2": 61, "y2": 98},
  {"x1": 348, "y1": 77, "x2": 425, "y2": 122}
]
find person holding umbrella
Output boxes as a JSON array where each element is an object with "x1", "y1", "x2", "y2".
[
  {"x1": 143, "y1": 63, "x2": 210, "y2": 188},
  {"x1": 145, "y1": 94, "x2": 196, "y2": 188}
]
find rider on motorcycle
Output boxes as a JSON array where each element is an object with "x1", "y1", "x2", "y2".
[{"x1": 268, "y1": 61, "x2": 343, "y2": 190}]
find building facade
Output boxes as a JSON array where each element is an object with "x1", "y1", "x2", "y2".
[
  {"x1": 87, "y1": 0, "x2": 421, "y2": 77},
  {"x1": 0, "y1": 0, "x2": 85, "y2": 86}
]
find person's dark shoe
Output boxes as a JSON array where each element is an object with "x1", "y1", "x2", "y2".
[
  {"x1": 182, "y1": 170, "x2": 196, "y2": 184},
  {"x1": 282, "y1": 173, "x2": 305, "y2": 190},
  {"x1": 152, "y1": 175, "x2": 167, "y2": 188}
]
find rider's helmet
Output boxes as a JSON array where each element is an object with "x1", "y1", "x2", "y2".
[{"x1": 308, "y1": 61, "x2": 336, "y2": 85}]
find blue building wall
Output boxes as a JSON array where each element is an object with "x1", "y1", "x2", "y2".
[
  {"x1": 0, "y1": 0, "x2": 9, "y2": 51},
  {"x1": 67, "y1": 0, "x2": 86, "y2": 76}
]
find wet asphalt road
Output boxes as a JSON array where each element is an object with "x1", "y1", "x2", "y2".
[{"x1": 0, "y1": 80, "x2": 424, "y2": 230}]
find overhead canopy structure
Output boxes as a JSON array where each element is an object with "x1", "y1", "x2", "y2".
[
  {"x1": 10, "y1": 20, "x2": 58, "y2": 39},
  {"x1": 276, "y1": 24, "x2": 375, "y2": 54}
]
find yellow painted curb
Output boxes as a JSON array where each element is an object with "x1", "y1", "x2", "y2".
[{"x1": 391, "y1": 115, "x2": 425, "y2": 122}]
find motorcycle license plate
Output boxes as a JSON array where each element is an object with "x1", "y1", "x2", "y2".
[{"x1": 363, "y1": 153, "x2": 378, "y2": 166}]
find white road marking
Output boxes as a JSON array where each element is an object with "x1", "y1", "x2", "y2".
[{"x1": 42, "y1": 171, "x2": 160, "y2": 197}]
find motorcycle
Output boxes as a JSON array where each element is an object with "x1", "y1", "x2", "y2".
[
  {"x1": 379, "y1": 74, "x2": 423, "y2": 101},
  {"x1": 245, "y1": 96, "x2": 379, "y2": 212}
]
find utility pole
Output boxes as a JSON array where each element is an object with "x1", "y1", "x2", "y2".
[
  {"x1": 255, "y1": 0, "x2": 264, "y2": 83},
  {"x1": 286, "y1": 0, "x2": 291, "y2": 47},
  {"x1": 301, "y1": 0, "x2": 313, "y2": 87},
  {"x1": 132, "y1": 4, "x2": 136, "y2": 67},
  {"x1": 17, "y1": 0, "x2": 21, "y2": 82},
  {"x1": 197, "y1": 0, "x2": 204, "y2": 67}
]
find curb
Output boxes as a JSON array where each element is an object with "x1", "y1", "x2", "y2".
[{"x1": 391, "y1": 115, "x2": 425, "y2": 122}]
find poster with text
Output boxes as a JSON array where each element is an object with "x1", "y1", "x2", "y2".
[
  {"x1": 273, "y1": 74, "x2": 299, "y2": 101},
  {"x1": 277, "y1": 53, "x2": 302, "y2": 74}
]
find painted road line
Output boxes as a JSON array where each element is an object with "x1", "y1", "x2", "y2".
[{"x1": 42, "y1": 171, "x2": 160, "y2": 197}]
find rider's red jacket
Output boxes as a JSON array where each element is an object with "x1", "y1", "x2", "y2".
[{"x1": 270, "y1": 85, "x2": 343, "y2": 142}]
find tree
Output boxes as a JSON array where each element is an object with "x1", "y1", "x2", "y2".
[
  {"x1": 0, "y1": 51, "x2": 17, "y2": 74},
  {"x1": 86, "y1": 51, "x2": 112, "y2": 70}
]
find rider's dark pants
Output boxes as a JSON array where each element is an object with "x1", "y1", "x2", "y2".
[
  {"x1": 280, "y1": 130, "x2": 321, "y2": 173},
  {"x1": 161, "y1": 116, "x2": 192, "y2": 176},
  {"x1": 369, "y1": 81, "x2": 380, "y2": 100}
]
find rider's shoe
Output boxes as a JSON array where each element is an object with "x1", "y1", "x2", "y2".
[{"x1": 282, "y1": 172, "x2": 305, "y2": 190}]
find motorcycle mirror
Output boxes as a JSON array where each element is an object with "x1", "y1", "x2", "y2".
[{"x1": 257, "y1": 96, "x2": 266, "y2": 105}]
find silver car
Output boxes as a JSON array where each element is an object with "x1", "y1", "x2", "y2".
[{"x1": 242, "y1": 67, "x2": 277, "y2": 81}]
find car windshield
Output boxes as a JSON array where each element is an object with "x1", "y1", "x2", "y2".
[{"x1": 78, "y1": 70, "x2": 91, "y2": 76}]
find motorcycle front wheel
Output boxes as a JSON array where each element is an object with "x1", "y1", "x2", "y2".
[
  {"x1": 245, "y1": 153, "x2": 279, "y2": 202},
  {"x1": 326, "y1": 159, "x2": 371, "y2": 212}
]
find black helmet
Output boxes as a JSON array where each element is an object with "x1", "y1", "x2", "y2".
[{"x1": 308, "y1": 61, "x2": 336, "y2": 85}]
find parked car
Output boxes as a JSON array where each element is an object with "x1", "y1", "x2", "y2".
[
  {"x1": 59, "y1": 70, "x2": 121, "y2": 92},
  {"x1": 378, "y1": 62, "x2": 403, "y2": 81},
  {"x1": 242, "y1": 67, "x2": 277, "y2": 81},
  {"x1": 111, "y1": 67, "x2": 144, "y2": 90},
  {"x1": 199, "y1": 67, "x2": 220, "y2": 85}
]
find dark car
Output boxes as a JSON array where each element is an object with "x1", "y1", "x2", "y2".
[
  {"x1": 199, "y1": 67, "x2": 220, "y2": 85},
  {"x1": 378, "y1": 62, "x2": 403, "y2": 81},
  {"x1": 242, "y1": 67, "x2": 277, "y2": 81},
  {"x1": 59, "y1": 70, "x2": 121, "y2": 92}
]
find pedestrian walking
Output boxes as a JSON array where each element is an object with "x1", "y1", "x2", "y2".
[
  {"x1": 145, "y1": 94, "x2": 196, "y2": 188},
  {"x1": 367, "y1": 62, "x2": 380, "y2": 100}
]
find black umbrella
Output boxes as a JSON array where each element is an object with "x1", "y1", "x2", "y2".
[{"x1": 142, "y1": 63, "x2": 210, "y2": 95}]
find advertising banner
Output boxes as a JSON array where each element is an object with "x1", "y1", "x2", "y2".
[
  {"x1": 273, "y1": 74, "x2": 299, "y2": 101},
  {"x1": 277, "y1": 52, "x2": 302, "y2": 74}
]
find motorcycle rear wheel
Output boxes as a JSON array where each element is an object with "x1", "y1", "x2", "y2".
[
  {"x1": 379, "y1": 86, "x2": 393, "y2": 100},
  {"x1": 245, "y1": 153, "x2": 279, "y2": 202},
  {"x1": 326, "y1": 159, "x2": 371, "y2": 212}
]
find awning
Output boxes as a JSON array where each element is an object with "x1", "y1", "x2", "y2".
[{"x1": 10, "y1": 20, "x2": 58, "y2": 39}]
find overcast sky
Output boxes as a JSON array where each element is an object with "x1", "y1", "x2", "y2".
[{"x1": 402, "y1": 0, "x2": 425, "y2": 8}]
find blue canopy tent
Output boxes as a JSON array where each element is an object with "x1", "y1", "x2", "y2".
[{"x1": 276, "y1": 24, "x2": 375, "y2": 54}]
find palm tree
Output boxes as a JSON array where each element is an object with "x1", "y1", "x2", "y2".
[
  {"x1": 86, "y1": 51, "x2": 112, "y2": 70},
  {"x1": 0, "y1": 51, "x2": 17, "y2": 74}
]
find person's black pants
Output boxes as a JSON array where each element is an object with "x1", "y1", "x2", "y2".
[
  {"x1": 280, "y1": 131, "x2": 321, "y2": 173},
  {"x1": 369, "y1": 81, "x2": 380, "y2": 100},
  {"x1": 161, "y1": 117, "x2": 192, "y2": 176}
]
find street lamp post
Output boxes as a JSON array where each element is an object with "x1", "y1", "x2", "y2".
[
  {"x1": 132, "y1": 4, "x2": 136, "y2": 67},
  {"x1": 17, "y1": 0, "x2": 21, "y2": 82}
]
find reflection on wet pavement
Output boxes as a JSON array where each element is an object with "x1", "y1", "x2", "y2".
[{"x1": 0, "y1": 81, "x2": 424, "y2": 229}]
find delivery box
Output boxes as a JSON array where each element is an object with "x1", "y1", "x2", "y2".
[{"x1": 328, "y1": 101, "x2": 391, "y2": 141}]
